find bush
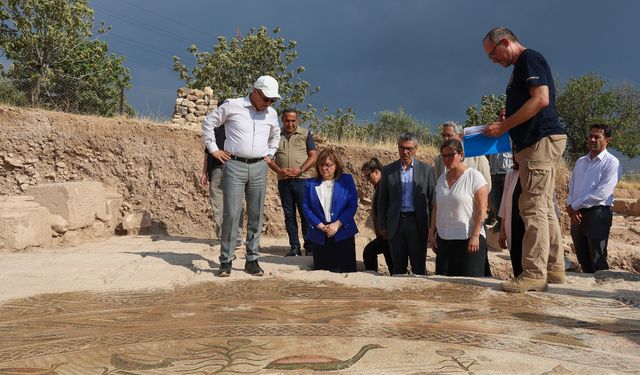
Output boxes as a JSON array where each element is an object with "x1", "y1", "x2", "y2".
[{"x1": 0, "y1": 77, "x2": 28, "y2": 106}]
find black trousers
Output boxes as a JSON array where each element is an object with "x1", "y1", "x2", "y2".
[
  {"x1": 312, "y1": 236, "x2": 357, "y2": 273},
  {"x1": 363, "y1": 236, "x2": 393, "y2": 275},
  {"x1": 389, "y1": 216, "x2": 427, "y2": 275},
  {"x1": 435, "y1": 235, "x2": 487, "y2": 277},
  {"x1": 570, "y1": 206, "x2": 612, "y2": 273},
  {"x1": 510, "y1": 179, "x2": 525, "y2": 278}
]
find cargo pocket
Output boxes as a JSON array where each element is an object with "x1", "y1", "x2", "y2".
[{"x1": 525, "y1": 160, "x2": 551, "y2": 195}]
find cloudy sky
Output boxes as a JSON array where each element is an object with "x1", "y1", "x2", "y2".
[{"x1": 91, "y1": 0, "x2": 639, "y2": 127}]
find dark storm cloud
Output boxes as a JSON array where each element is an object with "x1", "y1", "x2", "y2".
[{"x1": 91, "y1": 0, "x2": 640, "y2": 125}]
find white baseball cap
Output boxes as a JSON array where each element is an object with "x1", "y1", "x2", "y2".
[{"x1": 253, "y1": 75, "x2": 281, "y2": 99}]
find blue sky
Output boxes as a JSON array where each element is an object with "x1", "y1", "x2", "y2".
[{"x1": 90, "y1": 0, "x2": 640, "y2": 128}]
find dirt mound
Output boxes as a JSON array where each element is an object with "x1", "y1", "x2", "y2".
[{"x1": 0, "y1": 106, "x2": 422, "y2": 239}]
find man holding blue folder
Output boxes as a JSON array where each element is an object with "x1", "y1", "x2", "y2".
[{"x1": 483, "y1": 27, "x2": 567, "y2": 293}]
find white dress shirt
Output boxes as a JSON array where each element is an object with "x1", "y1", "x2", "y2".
[
  {"x1": 316, "y1": 179, "x2": 334, "y2": 223},
  {"x1": 202, "y1": 96, "x2": 280, "y2": 158},
  {"x1": 567, "y1": 148, "x2": 622, "y2": 210}
]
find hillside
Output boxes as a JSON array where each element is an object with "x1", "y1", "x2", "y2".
[{"x1": 1, "y1": 105, "x2": 638, "y2": 276}]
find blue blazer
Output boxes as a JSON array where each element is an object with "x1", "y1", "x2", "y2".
[{"x1": 303, "y1": 173, "x2": 359, "y2": 245}]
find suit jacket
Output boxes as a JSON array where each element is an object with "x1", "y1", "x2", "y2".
[
  {"x1": 303, "y1": 173, "x2": 359, "y2": 245},
  {"x1": 377, "y1": 159, "x2": 435, "y2": 242}
]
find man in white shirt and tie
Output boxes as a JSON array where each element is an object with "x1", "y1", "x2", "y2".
[
  {"x1": 202, "y1": 75, "x2": 281, "y2": 277},
  {"x1": 566, "y1": 124, "x2": 622, "y2": 273}
]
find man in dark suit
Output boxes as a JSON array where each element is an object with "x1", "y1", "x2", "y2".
[{"x1": 378, "y1": 132, "x2": 436, "y2": 275}]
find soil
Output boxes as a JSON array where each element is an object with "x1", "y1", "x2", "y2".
[{"x1": 1, "y1": 104, "x2": 639, "y2": 281}]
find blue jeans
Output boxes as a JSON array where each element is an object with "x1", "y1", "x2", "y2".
[{"x1": 277, "y1": 178, "x2": 308, "y2": 247}]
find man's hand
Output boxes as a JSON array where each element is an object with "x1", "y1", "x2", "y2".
[
  {"x1": 571, "y1": 210, "x2": 583, "y2": 225},
  {"x1": 428, "y1": 233, "x2": 438, "y2": 254},
  {"x1": 212, "y1": 150, "x2": 231, "y2": 163},
  {"x1": 498, "y1": 228, "x2": 507, "y2": 249},
  {"x1": 287, "y1": 167, "x2": 302, "y2": 178},
  {"x1": 484, "y1": 122, "x2": 506, "y2": 137},
  {"x1": 199, "y1": 172, "x2": 208, "y2": 188}
]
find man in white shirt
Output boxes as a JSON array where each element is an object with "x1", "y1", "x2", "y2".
[
  {"x1": 202, "y1": 76, "x2": 281, "y2": 277},
  {"x1": 566, "y1": 124, "x2": 622, "y2": 273}
]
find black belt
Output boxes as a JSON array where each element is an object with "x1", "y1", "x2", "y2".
[
  {"x1": 230, "y1": 155, "x2": 263, "y2": 164},
  {"x1": 579, "y1": 205, "x2": 609, "y2": 212},
  {"x1": 400, "y1": 211, "x2": 415, "y2": 217}
]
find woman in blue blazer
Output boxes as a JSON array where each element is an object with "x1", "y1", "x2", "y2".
[{"x1": 303, "y1": 148, "x2": 358, "y2": 272}]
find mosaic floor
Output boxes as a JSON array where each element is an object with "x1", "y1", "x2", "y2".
[{"x1": 1, "y1": 279, "x2": 639, "y2": 374}]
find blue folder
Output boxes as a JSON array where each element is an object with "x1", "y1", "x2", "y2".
[{"x1": 463, "y1": 131, "x2": 512, "y2": 157}]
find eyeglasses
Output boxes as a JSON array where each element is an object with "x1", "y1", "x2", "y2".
[
  {"x1": 257, "y1": 89, "x2": 278, "y2": 103},
  {"x1": 488, "y1": 39, "x2": 505, "y2": 59},
  {"x1": 441, "y1": 152, "x2": 458, "y2": 159},
  {"x1": 398, "y1": 145, "x2": 417, "y2": 152},
  {"x1": 321, "y1": 162, "x2": 336, "y2": 168}
]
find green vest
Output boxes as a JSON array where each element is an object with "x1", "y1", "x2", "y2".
[{"x1": 275, "y1": 127, "x2": 314, "y2": 180}]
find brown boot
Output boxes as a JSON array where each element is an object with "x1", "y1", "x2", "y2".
[
  {"x1": 500, "y1": 276, "x2": 548, "y2": 293},
  {"x1": 547, "y1": 270, "x2": 566, "y2": 284}
]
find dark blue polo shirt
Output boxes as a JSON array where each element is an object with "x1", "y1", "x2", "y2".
[{"x1": 505, "y1": 49, "x2": 564, "y2": 151}]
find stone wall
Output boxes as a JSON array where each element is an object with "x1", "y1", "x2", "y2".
[{"x1": 172, "y1": 87, "x2": 217, "y2": 127}]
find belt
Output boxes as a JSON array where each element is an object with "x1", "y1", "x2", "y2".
[
  {"x1": 400, "y1": 211, "x2": 415, "y2": 217},
  {"x1": 230, "y1": 155, "x2": 263, "y2": 164},
  {"x1": 579, "y1": 205, "x2": 609, "y2": 212}
]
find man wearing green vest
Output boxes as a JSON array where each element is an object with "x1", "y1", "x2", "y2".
[{"x1": 267, "y1": 109, "x2": 318, "y2": 256}]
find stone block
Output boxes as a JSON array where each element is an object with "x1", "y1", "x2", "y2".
[
  {"x1": 0, "y1": 196, "x2": 51, "y2": 250},
  {"x1": 177, "y1": 87, "x2": 189, "y2": 97},
  {"x1": 629, "y1": 202, "x2": 640, "y2": 216},
  {"x1": 105, "y1": 190, "x2": 123, "y2": 229},
  {"x1": 26, "y1": 181, "x2": 107, "y2": 230},
  {"x1": 122, "y1": 211, "x2": 152, "y2": 231},
  {"x1": 612, "y1": 198, "x2": 635, "y2": 214}
]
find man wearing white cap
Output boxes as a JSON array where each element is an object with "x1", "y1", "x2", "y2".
[{"x1": 202, "y1": 75, "x2": 281, "y2": 277}]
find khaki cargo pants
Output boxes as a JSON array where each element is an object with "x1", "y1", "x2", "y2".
[{"x1": 515, "y1": 134, "x2": 567, "y2": 279}]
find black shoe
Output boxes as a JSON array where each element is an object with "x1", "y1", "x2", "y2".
[
  {"x1": 244, "y1": 260, "x2": 264, "y2": 276},
  {"x1": 305, "y1": 247, "x2": 313, "y2": 256},
  {"x1": 217, "y1": 262, "x2": 232, "y2": 277},
  {"x1": 286, "y1": 245, "x2": 301, "y2": 257}
]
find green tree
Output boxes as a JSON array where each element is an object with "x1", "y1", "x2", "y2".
[
  {"x1": 464, "y1": 94, "x2": 505, "y2": 126},
  {"x1": 557, "y1": 73, "x2": 640, "y2": 160},
  {"x1": 0, "y1": 0, "x2": 132, "y2": 115},
  {"x1": 172, "y1": 26, "x2": 317, "y2": 119},
  {"x1": 370, "y1": 109, "x2": 435, "y2": 145}
]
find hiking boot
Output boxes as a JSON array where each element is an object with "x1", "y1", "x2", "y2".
[
  {"x1": 286, "y1": 245, "x2": 302, "y2": 257},
  {"x1": 244, "y1": 260, "x2": 264, "y2": 276},
  {"x1": 547, "y1": 270, "x2": 566, "y2": 284},
  {"x1": 500, "y1": 276, "x2": 548, "y2": 293},
  {"x1": 217, "y1": 262, "x2": 232, "y2": 277}
]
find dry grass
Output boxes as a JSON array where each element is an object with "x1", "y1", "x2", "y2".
[{"x1": 324, "y1": 137, "x2": 439, "y2": 157}]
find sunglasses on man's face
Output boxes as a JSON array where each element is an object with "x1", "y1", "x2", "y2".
[{"x1": 258, "y1": 90, "x2": 278, "y2": 103}]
